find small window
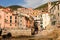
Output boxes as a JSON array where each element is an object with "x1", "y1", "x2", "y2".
[
  {"x1": 15, "y1": 16, "x2": 17, "y2": 19},
  {"x1": 6, "y1": 12, "x2": 8, "y2": 14},
  {"x1": 53, "y1": 15, "x2": 56, "y2": 19},
  {"x1": 41, "y1": 15, "x2": 42, "y2": 17},
  {"x1": 7, "y1": 16, "x2": 8, "y2": 17},
  {"x1": 58, "y1": 13, "x2": 59, "y2": 16},
  {"x1": 5, "y1": 19, "x2": 8, "y2": 23},
  {"x1": 33, "y1": 13, "x2": 34, "y2": 14},
  {"x1": 15, "y1": 24, "x2": 16, "y2": 26},
  {"x1": 10, "y1": 24, "x2": 12, "y2": 26},
  {"x1": 40, "y1": 25, "x2": 43, "y2": 28},
  {"x1": 10, "y1": 20, "x2": 12, "y2": 23},
  {"x1": 40, "y1": 18, "x2": 43, "y2": 21},
  {"x1": 35, "y1": 16, "x2": 37, "y2": 17},
  {"x1": 40, "y1": 21, "x2": 43, "y2": 24},
  {"x1": 58, "y1": 5, "x2": 59, "y2": 10},
  {"x1": 52, "y1": 21, "x2": 56, "y2": 25},
  {"x1": 15, "y1": 20, "x2": 17, "y2": 23},
  {"x1": 20, "y1": 24, "x2": 22, "y2": 26},
  {"x1": 10, "y1": 16, "x2": 12, "y2": 19}
]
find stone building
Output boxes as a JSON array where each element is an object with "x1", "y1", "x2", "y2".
[
  {"x1": 50, "y1": 1, "x2": 60, "y2": 27},
  {"x1": 17, "y1": 8, "x2": 34, "y2": 29},
  {"x1": 0, "y1": 8, "x2": 18, "y2": 29},
  {"x1": 37, "y1": 12, "x2": 50, "y2": 29},
  {"x1": 0, "y1": 8, "x2": 5, "y2": 28}
]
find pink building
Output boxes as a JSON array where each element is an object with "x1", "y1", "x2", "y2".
[
  {"x1": 0, "y1": 8, "x2": 41, "y2": 29},
  {"x1": 17, "y1": 8, "x2": 34, "y2": 28},
  {"x1": 0, "y1": 8, "x2": 17, "y2": 29},
  {"x1": 0, "y1": 8, "x2": 5, "y2": 28}
]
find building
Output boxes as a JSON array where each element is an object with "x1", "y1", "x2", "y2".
[
  {"x1": 37, "y1": 12, "x2": 50, "y2": 29},
  {"x1": 50, "y1": 1, "x2": 60, "y2": 27},
  {"x1": 42, "y1": 12, "x2": 50, "y2": 29},
  {"x1": 0, "y1": 8, "x2": 18, "y2": 29},
  {"x1": 17, "y1": 8, "x2": 34, "y2": 29},
  {"x1": 0, "y1": 7, "x2": 51, "y2": 30},
  {"x1": 31, "y1": 9, "x2": 50, "y2": 30},
  {"x1": 0, "y1": 8, "x2": 5, "y2": 28}
]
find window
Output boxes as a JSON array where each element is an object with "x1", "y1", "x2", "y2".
[
  {"x1": 7, "y1": 16, "x2": 8, "y2": 17},
  {"x1": 10, "y1": 24, "x2": 12, "y2": 26},
  {"x1": 6, "y1": 12, "x2": 8, "y2": 14},
  {"x1": 51, "y1": 21, "x2": 56, "y2": 25},
  {"x1": 20, "y1": 24, "x2": 22, "y2": 26},
  {"x1": 15, "y1": 20, "x2": 17, "y2": 23},
  {"x1": 41, "y1": 15, "x2": 42, "y2": 17},
  {"x1": 35, "y1": 16, "x2": 37, "y2": 17},
  {"x1": 33, "y1": 13, "x2": 34, "y2": 14},
  {"x1": 58, "y1": 5, "x2": 59, "y2": 10},
  {"x1": 20, "y1": 20, "x2": 22, "y2": 22},
  {"x1": 15, "y1": 24, "x2": 16, "y2": 26},
  {"x1": 15, "y1": 16, "x2": 17, "y2": 19},
  {"x1": 38, "y1": 15, "x2": 40, "y2": 17},
  {"x1": 10, "y1": 16, "x2": 12, "y2": 19},
  {"x1": 58, "y1": 13, "x2": 59, "y2": 16},
  {"x1": 10, "y1": 20, "x2": 12, "y2": 23},
  {"x1": 40, "y1": 25, "x2": 43, "y2": 28},
  {"x1": 53, "y1": 15, "x2": 56, "y2": 19},
  {"x1": 40, "y1": 21, "x2": 43, "y2": 24},
  {"x1": 5, "y1": 19, "x2": 8, "y2": 23},
  {"x1": 40, "y1": 18, "x2": 43, "y2": 21}
]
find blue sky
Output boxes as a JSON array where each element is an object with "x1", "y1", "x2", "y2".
[
  {"x1": 0, "y1": 0, "x2": 57, "y2": 8},
  {"x1": 0, "y1": 0, "x2": 25, "y2": 6}
]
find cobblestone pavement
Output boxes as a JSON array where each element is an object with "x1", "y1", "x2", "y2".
[
  {"x1": 0, "y1": 36, "x2": 56, "y2": 40},
  {"x1": 0, "y1": 29, "x2": 58, "y2": 40}
]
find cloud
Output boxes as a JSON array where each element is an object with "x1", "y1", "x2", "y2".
[{"x1": 22, "y1": 0, "x2": 57, "y2": 8}]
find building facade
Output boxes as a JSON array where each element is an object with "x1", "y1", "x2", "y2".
[
  {"x1": 50, "y1": 1, "x2": 60, "y2": 27},
  {"x1": 17, "y1": 8, "x2": 34, "y2": 29},
  {"x1": 42, "y1": 12, "x2": 50, "y2": 29},
  {"x1": 0, "y1": 8, "x2": 18, "y2": 29},
  {"x1": 0, "y1": 7, "x2": 51, "y2": 30},
  {"x1": 0, "y1": 8, "x2": 5, "y2": 28}
]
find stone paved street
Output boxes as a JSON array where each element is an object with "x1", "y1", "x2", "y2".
[{"x1": 0, "y1": 29, "x2": 57, "y2": 40}]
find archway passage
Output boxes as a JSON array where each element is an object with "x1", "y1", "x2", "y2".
[
  {"x1": 25, "y1": 16, "x2": 31, "y2": 28},
  {"x1": 25, "y1": 16, "x2": 34, "y2": 28}
]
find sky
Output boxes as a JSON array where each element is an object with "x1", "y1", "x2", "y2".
[{"x1": 0, "y1": 0, "x2": 57, "y2": 8}]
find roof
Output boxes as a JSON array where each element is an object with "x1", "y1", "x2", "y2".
[{"x1": 50, "y1": 1, "x2": 60, "y2": 10}]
